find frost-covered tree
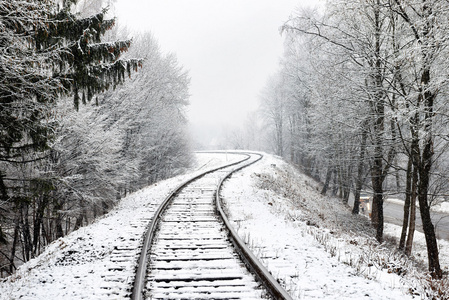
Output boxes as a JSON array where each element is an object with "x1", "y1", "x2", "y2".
[
  {"x1": 281, "y1": 38, "x2": 314, "y2": 172},
  {"x1": 44, "y1": 32, "x2": 191, "y2": 241},
  {"x1": 99, "y1": 32, "x2": 192, "y2": 190},
  {"x1": 0, "y1": 0, "x2": 141, "y2": 273},
  {"x1": 277, "y1": 0, "x2": 449, "y2": 278},
  {"x1": 260, "y1": 74, "x2": 289, "y2": 157},
  {"x1": 283, "y1": 0, "x2": 400, "y2": 243},
  {"x1": 385, "y1": 0, "x2": 449, "y2": 278}
]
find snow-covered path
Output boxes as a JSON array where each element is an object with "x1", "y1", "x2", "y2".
[{"x1": 145, "y1": 155, "x2": 265, "y2": 299}]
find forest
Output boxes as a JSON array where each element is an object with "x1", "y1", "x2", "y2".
[
  {"x1": 0, "y1": 0, "x2": 191, "y2": 276},
  {"x1": 245, "y1": 0, "x2": 448, "y2": 279}
]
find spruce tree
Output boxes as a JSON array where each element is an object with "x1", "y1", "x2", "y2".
[{"x1": 36, "y1": 1, "x2": 142, "y2": 109}]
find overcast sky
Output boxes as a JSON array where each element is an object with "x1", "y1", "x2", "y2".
[{"x1": 114, "y1": 0, "x2": 319, "y2": 146}]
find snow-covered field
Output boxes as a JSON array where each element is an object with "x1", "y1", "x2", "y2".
[{"x1": 0, "y1": 152, "x2": 447, "y2": 299}]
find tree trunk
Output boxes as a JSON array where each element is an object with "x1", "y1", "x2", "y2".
[
  {"x1": 417, "y1": 159, "x2": 441, "y2": 278},
  {"x1": 321, "y1": 165, "x2": 333, "y2": 195},
  {"x1": 9, "y1": 219, "x2": 20, "y2": 274},
  {"x1": 353, "y1": 120, "x2": 368, "y2": 215},
  {"x1": 20, "y1": 203, "x2": 33, "y2": 261},
  {"x1": 353, "y1": 189, "x2": 361, "y2": 215},
  {"x1": 0, "y1": 171, "x2": 8, "y2": 245},
  {"x1": 371, "y1": 182, "x2": 384, "y2": 243},
  {"x1": 54, "y1": 199, "x2": 64, "y2": 239},
  {"x1": 74, "y1": 213, "x2": 84, "y2": 231},
  {"x1": 415, "y1": 79, "x2": 441, "y2": 277},
  {"x1": 399, "y1": 157, "x2": 412, "y2": 251},
  {"x1": 74, "y1": 200, "x2": 87, "y2": 231},
  {"x1": 370, "y1": 0, "x2": 385, "y2": 243},
  {"x1": 371, "y1": 107, "x2": 385, "y2": 243},
  {"x1": 342, "y1": 183, "x2": 351, "y2": 205},
  {"x1": 32, "y1": 195, "x2": 48, "y2": 256},
  {"x1": 332, "y1": 167, "x2": 338, "y2": 196},
  {"x1": 405, "y1": 161, "x2": 417, "y2": 256},
  {"x1": 395, "y1": 157, "x2": 401, "y2": 193}
]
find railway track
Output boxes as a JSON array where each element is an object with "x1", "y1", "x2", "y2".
[{"x1": 131, "y1": 152, "x2": 292, "y2": 300}]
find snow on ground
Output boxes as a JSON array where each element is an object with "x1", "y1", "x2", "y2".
[
  {"x1": 384, "y1": 222, "x2": 449, "y2": 275},
  {"x1": 0, "y1": 152, "x2": 241, "y2": 300},
  {"x1": 0, "y1": 152, "x2": 446, "y2": 299},
  {"x1": 221, "y1": 154, "x2": 447, "y2": 299}
]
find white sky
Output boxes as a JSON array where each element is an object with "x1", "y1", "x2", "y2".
[{"x1": 114, "y1": 0, "x2": 319, "y2": 145}]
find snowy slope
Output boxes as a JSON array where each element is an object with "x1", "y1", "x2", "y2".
[
  {"x1": 0, "y1": 152, "x2": 446, "y2": 299},
  {"x1": 221, "y1": 154, "x2": 415, "y2": 299}
]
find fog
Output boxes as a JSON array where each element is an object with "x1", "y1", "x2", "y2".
[{"x1": 114, "y1": 0, "x2": 320, "y2": 148}]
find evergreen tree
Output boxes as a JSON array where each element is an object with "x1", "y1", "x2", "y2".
[
  {"x1": 36, "y1": 1, "x2": 142, "y2": 109},
  {"x1": 0, "y1": 0, "x2": 140, "y2": 246}
]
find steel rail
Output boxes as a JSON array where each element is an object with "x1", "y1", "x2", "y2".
[
  {"x1": 215, "y1": 153, "x2": 293, "y2": 300},
  {"x1": 131, "y1": 152, "x2": 251, "y2": 300}
]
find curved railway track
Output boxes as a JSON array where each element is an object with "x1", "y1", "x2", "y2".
[{"x1": 131, "y1": 152, "x2": 292, "y2": 300}]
